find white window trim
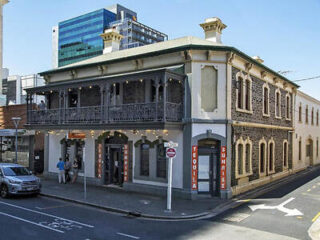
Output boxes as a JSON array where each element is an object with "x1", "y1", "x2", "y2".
[
  {"x1": 235, "y1": 137, "x2": 253, "y2": 179},
  {"x1": 275, "y1": 88, "x2": 281, "y2": 119},
  {"x1": 267, "y1": 138, "x2": 275, "y2": 174},
  {"x1": 259, "y1": 138, "x2": 267, "y2": 177},
  {"x1": 283, "y1": 140, "x2": 289, "y2": 170},
  {"x1": 262, "y1": 83, "x2": 270, "y2": 117},
  {"x1": 235, "y1": 72, "x2": 253, "y2": 114}
]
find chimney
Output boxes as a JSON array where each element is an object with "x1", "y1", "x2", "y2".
[
  {"x1": 200, "y1": 17, "x2": 227, "y2": 44},
  {"x1": 100, "y1": 28, "x2": 123, "y2": 54},
  {"x1": 252, "y1": 56, "x2": 264, "y2": 64}
]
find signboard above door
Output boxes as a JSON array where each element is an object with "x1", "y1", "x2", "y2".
[{"x1": 67, "y1": 132, "x2": 86, "y2": 139}]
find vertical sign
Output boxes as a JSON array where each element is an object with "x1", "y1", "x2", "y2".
[
  {"x1": 191, "y1": 145, "x2": 198, "y2": 190},
  {"x1": 123, "y1": 144, "x2": 129, "y2": 182},
  {"x1": 220, "y1": 146, "x2": 227, "y2": 190},
  {"x1": 97, "y1": 143, "x2": 102, "y2": 178}
]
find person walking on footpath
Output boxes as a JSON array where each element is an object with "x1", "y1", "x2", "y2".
[
  {"x1": 72, "y1": 156, "x2": 81, "y2": 183},
  {"x1": 56, "y1": 158, "x2": 66, "y2": 184},
  {"x1": 64, "y1": 158, "x2": 72, "y2": 182}
]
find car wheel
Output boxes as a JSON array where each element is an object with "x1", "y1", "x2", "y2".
[{"x1": 0, "y1": 185, "x2": 8, "y2": 198}]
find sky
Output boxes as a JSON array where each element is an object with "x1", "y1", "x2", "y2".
[{"x1": 3, "y1": 0, "x2": 320, "y2": 99}]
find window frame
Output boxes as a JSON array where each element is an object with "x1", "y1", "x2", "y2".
[
  {"x1": 267, "y1": 138, "x2": 275, "y2": 174},
  {"x1": 285, "y1": 93, "x2": 291, "y2": 121},
  {"x1": 283, "y1": 140, "x2": 288, "y2": 169},
  {"x1": 235, "y1": 71, "x2": 253, "y2": 114},
  {"x1": 235, "y1": 137, "x2": 253, "y2": 179},
  {"x1": 306, "y1": 105, "x2": 309, "y2": 124},
  {"x1": 275, "y1": 88, "x2": 281, "y2": 119},
  {"x1": 140, "y1": 143, "x2": 150, "y2": 176},
  {"x1": 262, "y1": 83, "x2": 270, "y2": 117},
  {"x1": 259, "y1": 138, "x2": 267, "y2": 177},
  {"x1": 311, "y1": 107, "x2": 314, "y2": 125},
  {"x1": 298, "y1": 103, "x2": 302, "y2": 123}
]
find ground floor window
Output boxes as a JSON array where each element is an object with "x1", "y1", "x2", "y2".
[
  {"x1": 268, "y1": 139, "x2": 275, "y2": 173},
  {"x1": 299, "y1": 138, "x2": 302, "y2": 160},
  {"x1": 156, "y1": 144, "x2": 166, "y2": 178},
  {"x1": 283, "y1": 140, "x2": 288, "y2": 168},
  {"x1": 140, "y1": 143, "x2": 150, "y2": 176},
  {"x1": 259, "y1": 139, "x2": 267, "y2": 175},
  {"x1": 235, "y1": 137, "x2": 252, "y2": 178}
]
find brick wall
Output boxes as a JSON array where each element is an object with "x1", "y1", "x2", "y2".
[{"x1": 0, "y1": 104, "x2": 28, "y2": 129}]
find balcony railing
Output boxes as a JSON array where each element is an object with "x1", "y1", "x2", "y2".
[{"x1": 27, "y1": 102, "x2": 183, "y2": 125}]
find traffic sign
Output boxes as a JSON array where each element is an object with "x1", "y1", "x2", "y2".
[{"x1": 166, "y1": 148, "x2": 176, "y2": 158}]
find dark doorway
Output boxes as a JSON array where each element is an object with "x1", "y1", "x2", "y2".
[
  {"x1": 197, "y1": 139, "x2": 220, "y2": 196},
  {"x1": 105, "y1": 145, "x2": 123, "y2": 185}
]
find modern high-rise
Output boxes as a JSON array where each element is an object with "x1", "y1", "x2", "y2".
[{"x1": 53, "y1": 4, "x2": 167, "y2": 68}]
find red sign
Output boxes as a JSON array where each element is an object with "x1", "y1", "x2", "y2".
[
  {"x1": 191, "y1": 145, "x2": 198, "y2": 190},
  {"x1": 68, "y1": 132, "x2": 86, "y2": 139},
  {"x1": 123, "y1": 144, "x2": 129, "y2": 182},
  {"x1": 97, "y1": 143, "x2": 102, "y2": 178},
  {"x1": 220, "y1": 146, "x2": 227, "y2": 190},
  {"x1": 166, "y1": 148, "x2": 176, "y2": 158}
]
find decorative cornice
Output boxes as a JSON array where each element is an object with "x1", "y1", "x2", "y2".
[
  {"x1": 69, "y1": 70, "x2": 77, "y2": 79},
  {"x1": 245, "y1": 62, "x2": 253, "y2": 72},
  {"x1": 97, "y1": 65, "x2": 107, "y2": 75},
  {"x1": 200, "y1": 17, "x2": 227, "y2": 34},
  {"x1": 261, "y1": 71, "x2": 267, "y2": 79},
  {"x1": 227, "y1": 52, "x2": 235, "y2": 65}
]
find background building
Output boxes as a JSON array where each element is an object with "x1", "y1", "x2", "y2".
[
  {"x1": 52, "y1": 4, "x2": 167, "y2": 68},
  {"x1": 0, "y1": 0, "x2": 9, "y2": 95}
]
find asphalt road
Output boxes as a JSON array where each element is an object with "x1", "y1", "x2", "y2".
[{"x1": 0, "y1": 168, "x2": 319, "y2": 240}]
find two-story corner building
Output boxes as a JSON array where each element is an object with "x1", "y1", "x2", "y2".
[
  {"x1": 25, "y1": 17, "x2": 298, "y2": 200},
  {"x1": 293, "y1": 91, "x2": 320, "y2": 173}
]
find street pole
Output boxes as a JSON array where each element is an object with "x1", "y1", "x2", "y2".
[
  {"x1": 83, "y1": 146, "x2": 86, "y2": 200},
  {"x1": 167, "y1": 156, "x2": 173, "y2": 211},
  {"x1": 11, "y1": 117, "x2": 21, "y2": 164}
]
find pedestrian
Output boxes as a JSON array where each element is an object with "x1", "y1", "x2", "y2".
[
  {"x1": 72, "y1": 156, "x2": 81, "y2": 183},
  {"x1": 64, "y1": 158, "x2": 72, "y2": 182},
  {"x1": 38, "y1": 100, "x2": 46, "y2": 111},
  {"x1": 56, "y1": 157, "x2": 66, "y2": 184}
]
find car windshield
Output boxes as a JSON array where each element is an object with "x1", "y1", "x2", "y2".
[{"x1": 2, "y1": 167, "x2": 31, "y2": 176}]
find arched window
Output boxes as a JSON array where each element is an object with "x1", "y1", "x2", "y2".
[
  {"x1": 275, "y1": 89, "x2": 281, "y2": 118},
  {"x1": 285, "y1": 93, "x2": 291, "y2": 120},
  {"x1": 306, "y1": 105, "x2": 309, "y2": 124},
  {"x1": 259, "y1": 138, "x2": 267, "y2": 176},
  {"x1": 237, "y1": 77, "x2": 243, "y2": 109},
  {"x1": 263, "y1": 84, "x2": 270, "y2": 116},
  {"x1": 299, "y1": 138, "x2": 302, "y2": 161},
  {"x1": 244, "y1": 77, "x2": 252, "y2": 111},
  {"x1": 283, "y1": 140, "x2": 288, "y2": 169},
  {"x1": 140, "y1": 143, "x2": 150, "y2": 176},
  {"x1": 268, "y1": 139, "x2": 275, "y2": 174},
  {"x1": 299, "y1": 104, "x2": 302, "y2": 122},
  {"x1": 311, "y1": 108, "x2": 314, "y2": 125},
  {"x1": 201, "y1": 66, "x2": 218, "y2": 112},
  {"x1": 317, "y1": 110, "x2": 319, "y2": 126},
  {"x1": 235, "y1": 137, "x2": 252, "y2": 179}
]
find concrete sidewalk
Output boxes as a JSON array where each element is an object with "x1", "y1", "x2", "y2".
[{"x1": 39, "y1": 177, "x2": 225, "y2": 219}]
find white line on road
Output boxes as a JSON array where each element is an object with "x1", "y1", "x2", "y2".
[
  {"x1": 0, "y1": 211, "x2": 64, "y2": 233},
  {"x1": 0, "y1": 201, "x2": 94, "y2": 228},
  {"x1": 117, "y1": 232, "x2": 140, "y2": 239}
]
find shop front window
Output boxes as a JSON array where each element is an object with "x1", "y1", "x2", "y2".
[
  {"x1": 140, "y1": 143, "x2": 149, "y2": 176},
  {"x1": 156, "y1": 144, "x2": 166, "y2": 178}
]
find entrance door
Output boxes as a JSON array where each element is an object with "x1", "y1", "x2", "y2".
[
  {"x1": 198, "y1": 147, "x2": 220, "y2": 196},
  {"x1": 105, "y1": 145, "x2": 123, "y2": 185}
]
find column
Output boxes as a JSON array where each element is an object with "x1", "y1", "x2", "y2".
[
  {"x1": 154, "y1": 77, "x2": 160, "y2": 121},
  {"x1": 26, "y1": 94, "x2": 30, "y2": 123},
  {"x1": 99, "y1": 85, "x2": 105, "y2": 123},
  {"x1": 163, "y1": 74, "x2": 168, "y2": 122},
  {"x1": 105, "y1": 83, "x2": 110, "y2": 122}
]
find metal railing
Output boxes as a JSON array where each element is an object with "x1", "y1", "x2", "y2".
[{"x1": 27, "y1": 102, "x2": 183, "y2": 125}]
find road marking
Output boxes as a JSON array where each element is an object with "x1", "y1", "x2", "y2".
[
  {"x1": 0, "y1": 211, "x2": 64, "y2": 233},
  {"x1": 35, "y1": 204, "x2": 72, "y2": 210},
  {"x1": 0, "y1": 201, "x2": 93, "y2": 228},
  {"x1": 312, "y1": 212, "x2": 320, "y2": 222},
  {"x1": 117, "y1": 232, "x2": 140, "y2": 239},
  {"x1": 249, "y1": 197, "x2": 303, "y2": 217},
  {"x1": 223, "y1": 213, "x2": 250, "y2": 222}
]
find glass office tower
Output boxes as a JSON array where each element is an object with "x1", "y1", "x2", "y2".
[{"x1": 58, "y1": 9, "x2": 116, "y2": 67}]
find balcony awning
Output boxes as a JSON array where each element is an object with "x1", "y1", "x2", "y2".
[{"x1": 27, "y1": 64, "x2": 185, "y2": 94}]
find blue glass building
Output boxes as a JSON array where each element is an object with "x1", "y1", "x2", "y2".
[{"x1": 58, "y1": 9, "x2": 116, "y2": 67}]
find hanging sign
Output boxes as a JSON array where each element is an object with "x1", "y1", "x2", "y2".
[
  {"x1": 220, "y1": 146, "x2": 227, "y2": 190},
  {"x1": 123, "y1": 144, "x2": 129, "y2": 182},
  {"x1": 191, "y1": 145, "x2": 198, "y2": 190},
  {"x1": 97, "y1": 143, "x2": 102, "y2": 178}
]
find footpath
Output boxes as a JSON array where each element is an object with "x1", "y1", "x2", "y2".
[{"x1": 39, "y1": 165, "x2": 320, "y2": 220}]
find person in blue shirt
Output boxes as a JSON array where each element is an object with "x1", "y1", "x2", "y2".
[{"x1": 56, "y1": 158, "x2": 66, "y2": 184}]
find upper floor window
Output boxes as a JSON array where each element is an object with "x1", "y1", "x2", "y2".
[
  {"x1": 306, "y1": 106, "x2": 309, "y2": 124},
  {"x1": 317, "y1": 110, "x2": 319, "y2": 126},
  {"x1": 298, "y1": 104, "x2": 302, "y2": 122},
  {"x1": 236, "y1": 72, "x2": 252, "y2": 113},
  {"x1": 285, "y1": 93, "x2": 291, "y2": 120},
  {"x1": 275, "y1": 89, "x2": 281, "y2": 118},
  {"x1": 263, "y1": 84, "x2": 270, "y2": 116},
  {"x1": 312, "y1": 108, "x2": 314, "y2": 125},
  {"x1": 201, "y1": 66, "x2": 217, "y2": 112}
]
